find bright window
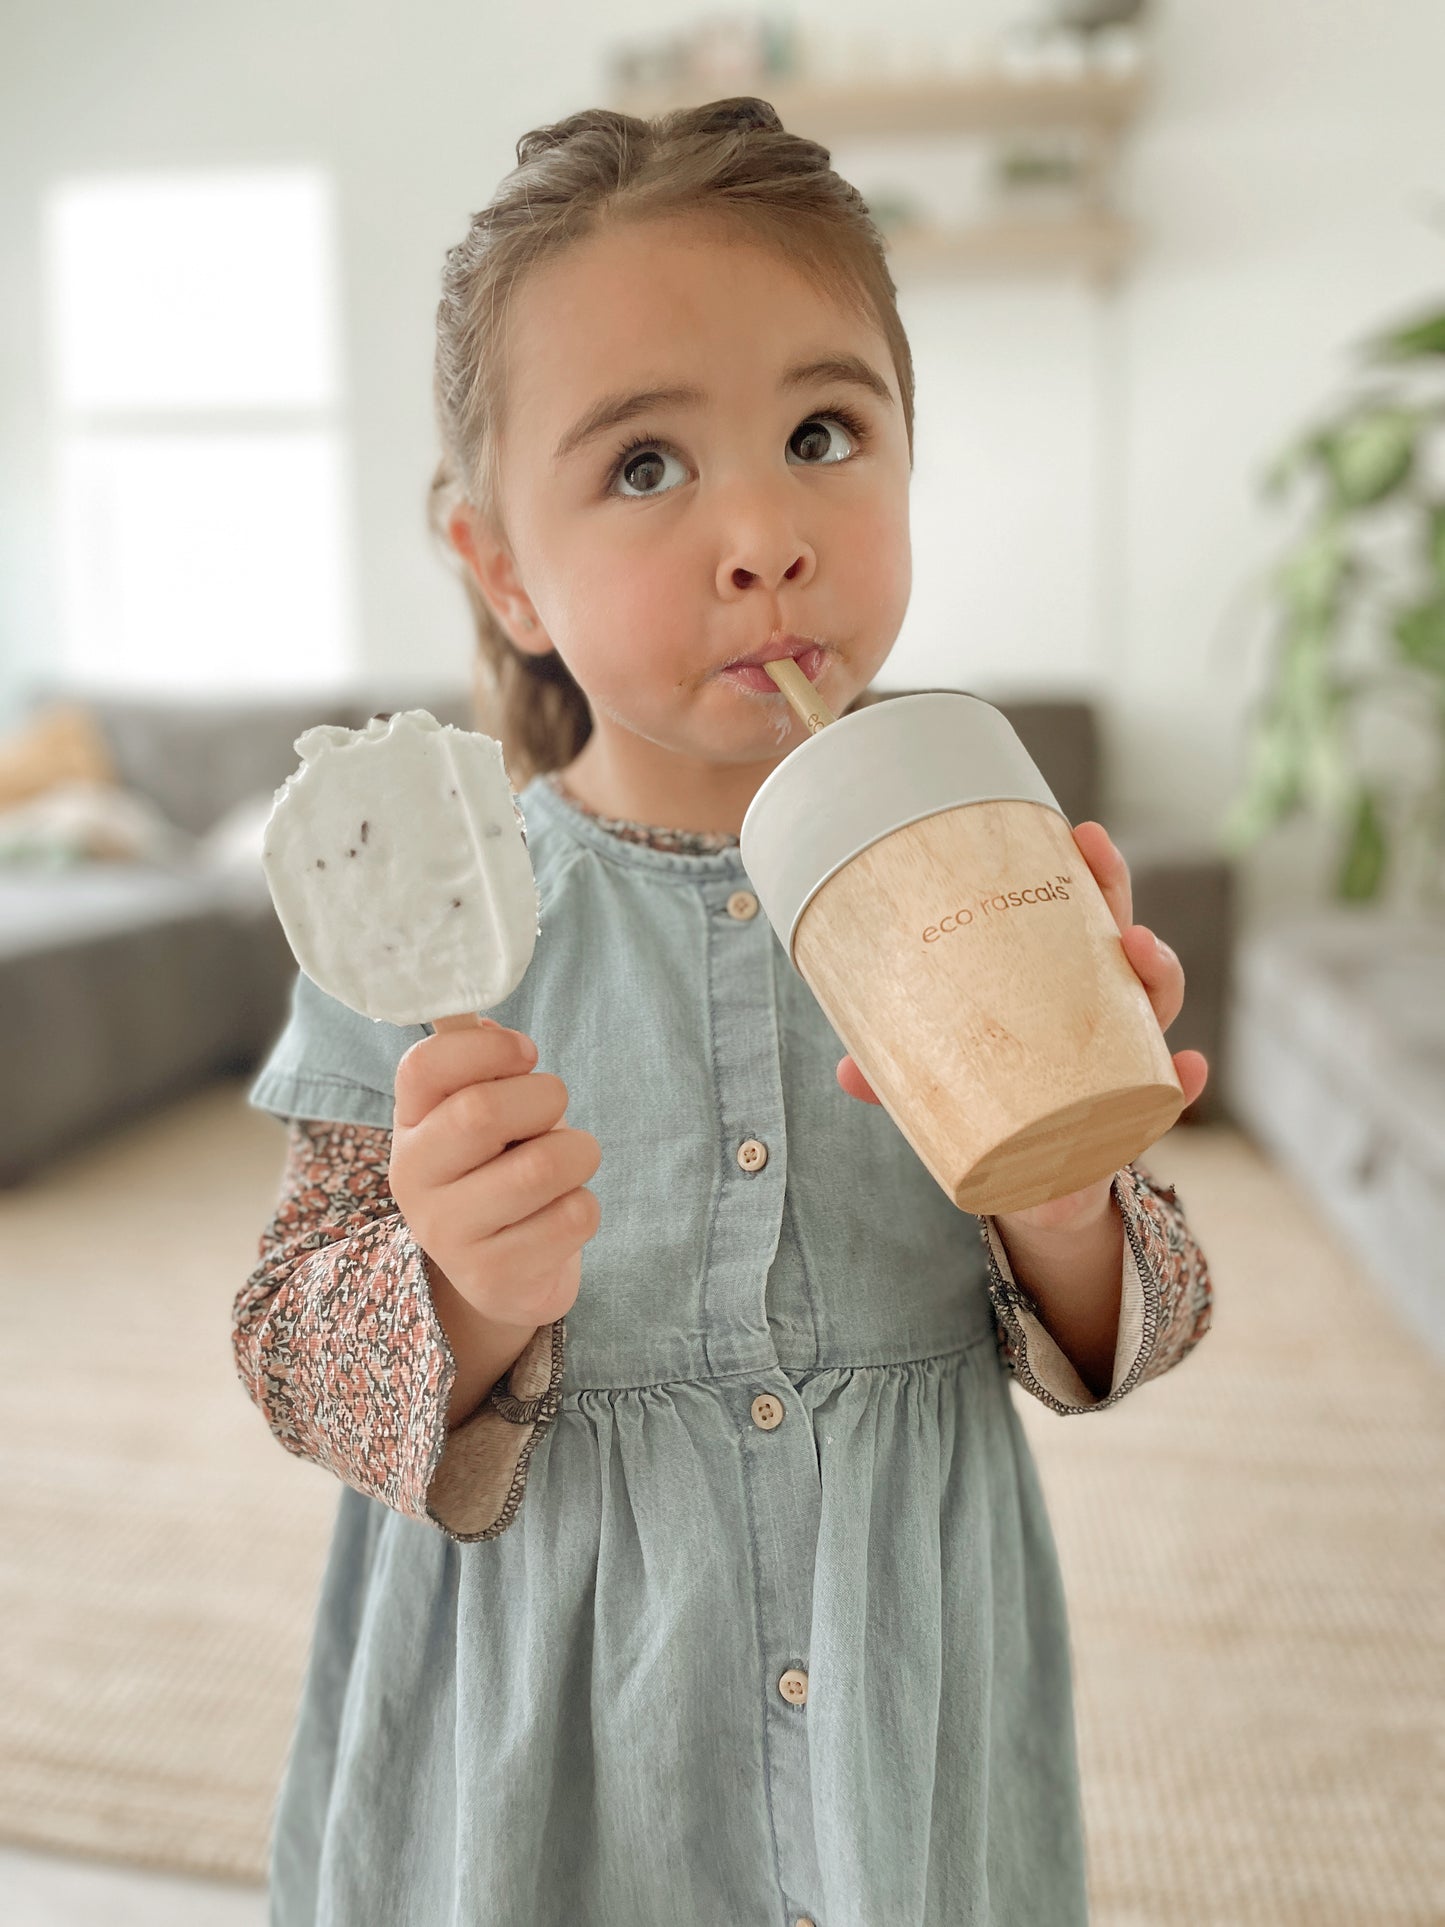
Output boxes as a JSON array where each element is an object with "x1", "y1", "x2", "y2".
[{"x1": 43, "y1": 168, "x2": 356, "y2": 693}]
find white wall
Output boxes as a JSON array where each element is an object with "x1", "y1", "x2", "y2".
[
  {"x1": 3, "y1": 0, "x2": 1442, "y2": 918},
  {"x1": 1110, "y1": 0, "x2": 1444, "y2": 915}
]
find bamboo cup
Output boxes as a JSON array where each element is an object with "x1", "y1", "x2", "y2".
[{"x1": 740, "y1": 684, "x2": 1185, "y2": 1215}]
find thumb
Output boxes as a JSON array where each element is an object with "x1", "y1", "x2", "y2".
[{"x1": 837, "y1": 1055, "x2": 882, "y2": 1105}]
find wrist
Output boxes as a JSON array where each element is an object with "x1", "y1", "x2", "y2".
[
  {"x1": 423, "y1": 1254, "x2": 539, "y2": 1429},
  {"x1": 990, "y1": 1188, "x2": 1125, "y2": 1400},
  {"x1": 993, "y1": 1174, "x2": 1117, "y2": 1246}
]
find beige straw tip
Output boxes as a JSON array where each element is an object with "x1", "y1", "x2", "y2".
[{"x1": 763, "y1": 657, "x2": 837, "y2": 734}]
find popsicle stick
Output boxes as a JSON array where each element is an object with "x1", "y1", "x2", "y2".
[
  {"x1": 432, "y1": 1013, "x2": 488, "y2": 1031},
  {"x1": 764, "y1": 657, "x2": 837, "y2": 733}
]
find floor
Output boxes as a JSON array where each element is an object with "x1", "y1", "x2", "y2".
[
  {"x1": 2, "y1": 1843, "x2": 266, "y2": 1925},
  {"x1": 3, "y1": 1081, "x2": 1442, "y2": 1923}
]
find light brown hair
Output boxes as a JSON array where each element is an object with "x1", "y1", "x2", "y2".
[{"x1": 428, "y1": 96, "x2": 914, "y2": 786}]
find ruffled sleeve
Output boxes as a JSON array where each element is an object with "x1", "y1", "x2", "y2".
[
  {"x1": 977, "y1": 1161, "x2": 1213, "y2": 1414},
  {"x1": 232, "y1": 1117, "x2": 565, "y2": 1542}
]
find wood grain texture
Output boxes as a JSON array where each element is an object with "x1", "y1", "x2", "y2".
[{"x1": 794, "y1": 798, "x2": 1184, "y2": 1212}]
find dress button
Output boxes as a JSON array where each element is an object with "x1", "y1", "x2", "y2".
[
  {"x1": 726, "y1": 889, "x2": 759, "y2": 920},
  {"x1": 796, "y1": 1919, "x2": 817, "y2": 1927},
  {"x1": 737, "y1": 1138, "x2": 768, "y2": 1173},
  {"x1": 778, "y1": 1667, "x2": 809, "y2": 1706},
  {"x1": 750, "y1": 1393, "x2": 784, "y2": 1431}
]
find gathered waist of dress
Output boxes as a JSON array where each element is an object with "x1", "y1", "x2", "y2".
[{"x1": 558, "y1": 1313, "x2": 998, "y2": 1403}]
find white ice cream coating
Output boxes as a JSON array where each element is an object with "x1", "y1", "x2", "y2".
[{"x1": 262, "y1": 709, "x2": 540, "y2": 1026}]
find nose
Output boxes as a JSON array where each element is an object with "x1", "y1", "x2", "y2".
[
  {"x1": 727, "y1": 552, "x2": 809, "y2": 593},
  {"x1": 716, "y1": 498, "x2": 816, "y2": 599}
]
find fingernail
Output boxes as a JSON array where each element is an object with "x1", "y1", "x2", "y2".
[{"x1": 1156, "y1": 938, "x2": 1176, "y2": 964}]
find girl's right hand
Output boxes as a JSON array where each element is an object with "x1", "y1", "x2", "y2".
[{"x1": 390, "y1": 1022, "x2": 602, "y2": 1331}]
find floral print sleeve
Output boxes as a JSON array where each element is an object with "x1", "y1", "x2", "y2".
[
  {"x1": 977, "y1": 1160, "x2": 1213, "y2": 1414},
  {"x1": 232, "y1": 1117, "x2": 565, "y2": 1542}
]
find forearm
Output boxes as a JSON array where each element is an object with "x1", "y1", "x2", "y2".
[
  {"x1": 237, "y1": 1117, "x2": 566, "y2": 1542},
  {"x1": 990, "y1": 1192, "x2": 1125, "y2": 1399},
  {"x1": 423, "y1": 1255, "x2": 539, "y2": 1429}
]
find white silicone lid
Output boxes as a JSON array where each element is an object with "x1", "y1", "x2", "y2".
[{"x1": 739, "y1": 690, "x2": 1069, "y2": 958}]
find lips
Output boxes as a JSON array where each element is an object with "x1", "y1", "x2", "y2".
[
  {"x1": 721, "y1": 641, "x2": 828, "y2": 691},
  {"x1": 720, "y1": 632, "x2": 824, "y2": 693},
  {"x1": 723, "y1": 633, "x2": 820, "y2": 670}
]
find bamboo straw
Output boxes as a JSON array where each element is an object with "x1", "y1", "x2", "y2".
[{"x1": 763, "y1": 657, "x2": 838, "y2": 733}]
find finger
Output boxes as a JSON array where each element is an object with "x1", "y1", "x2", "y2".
[
  {"x1": 1073, "y1": 821, "x2": 1133, "y2": 934},
  {"x1": 476, "y1": 1203, "x2": 594, "y2": 1324},
  {"x1": 452, "y1": 1124, "x2": 602, "y2": 1244},
  {"x1": 837, "y1": 1055, "x2": 883, "y2": 1104},
  {"x1": 417, "y1": 1070, "x2": 571, "y2": 1187},
  {"x1": 394, "y1": 1024, "x2": 539, "y2": 1130},
  {"x1": 1174, "y1": 1049, "x2": 1210, "y2": 1108},
  {"x1": 1121, "y1": 924, "x2": 1185, "y2": 1031}
]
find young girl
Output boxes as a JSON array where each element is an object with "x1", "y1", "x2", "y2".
[{"x1": 235, "y1": 97, "x2": 1213, "y2": 1927}]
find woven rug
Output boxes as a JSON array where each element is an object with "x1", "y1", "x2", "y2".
[{"x1": 0, "y1": 1082, "x2": 1440, "y2": 1920}]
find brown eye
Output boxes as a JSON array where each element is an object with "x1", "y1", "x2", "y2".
[
  {"x1": 619, "y1": 448, "x2": 672, "y2": 494},
  {"x1": 608, "y1": 440, "x2": 686, "y2": 499},
  {"x1": 788, "y1": 414, "x2": 862, "y2": 465}
]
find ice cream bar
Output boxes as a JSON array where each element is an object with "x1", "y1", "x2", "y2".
[{"x1": 262, "y1": 709, "x2": 540, "y2": 1028}]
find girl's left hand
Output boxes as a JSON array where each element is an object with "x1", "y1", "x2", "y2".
[{"x1": 836, "y1": 820, "x2": 1210, "y2": 1234}]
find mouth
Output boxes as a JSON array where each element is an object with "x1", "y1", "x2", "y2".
[{"x1": 719, "y1": 635, "x2": 829, "y2": 693}]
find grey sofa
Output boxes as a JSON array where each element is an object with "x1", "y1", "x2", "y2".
[
  {"x1": 0, "y1": 683, "x2": 1235, "y2": 1184},
  {"x1": 1226, "y1": 909, "x2": 1445, "y2": 1359},
  {"x1": 0, "y1": 686, "x2": 475, "y2": 1186}
]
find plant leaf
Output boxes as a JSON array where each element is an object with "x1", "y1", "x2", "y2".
[
  {"x1": 1261, "y1": 416, "x2": 1351, "y2": 501},
  {"x1": 1367, "y1": 306, "x2": 1445, "y2": 361},
  {"x1": 1324, "y1": 407, "x2": 1417, "y2": 507},
  {"x1": 1275, "y1": 518, "x2": 1348, "y2": 620},
  {"x1": 1262, "y1": 429, "x2": 1319, "y2": 499},
  {"x1": 1303, "y1": 706, "x2": 1354, "y2": 820},
  {"x1": 1393, "y1": 593, "x2": 1445, "y2": 675},
  {"x1": 1335, "y1": 787, "x2": 1389, "y2": 900},
  {"x1": 1221, "y1": 705, "x2": 1305, "y2": 854},
  {"x1": 1280, "y1": 621, "x2": 1333, "y2": 718},
  {"x1": 1429, "y1": 503, "x2": 1445, "y2": 583}
]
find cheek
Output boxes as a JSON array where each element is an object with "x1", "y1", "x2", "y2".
[
  {"x1": 552, "y1": 527, "x2": 679, "y2": 692},
  {"x1": 839, "y1": 491, "x2": 910, "y2": 616},
  {"x1": 577, "y1": 527, "x2": 675, "y2": 638},
  {"x1": 536, "y1": 511, "x2": 655, "y2": 627}
]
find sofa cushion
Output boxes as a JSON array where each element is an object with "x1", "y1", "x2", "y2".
[
  {"x1": 1227, "y1": 910, "x2": 1445, "y2": 1357},
  {"x1": 21, "y1": 687, "x2": 476, "y2": 838},
  {"x1": 0, "y1": 702, "x2": 117, "y2": 809}
]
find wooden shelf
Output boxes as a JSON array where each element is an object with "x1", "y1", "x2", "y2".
[
  {"x1": 884, "y1": 213, "x2": 1135, "y2": 282},
  {"x1": 611, "y1": 69, "x2": 1146, "y2": 141},
  {"x1": 609, "y1": 64, "x2": 1147, "y2": 284}
]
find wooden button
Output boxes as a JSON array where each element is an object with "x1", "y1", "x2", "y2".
[
  {"x1": 726, "y1": 889, "x2": 759, "y2": 920},
  {"x1": 796, "y1": 1919, "x2": 817, "y2": 1927},
  {"x1": 737, "y1": 1138, "x2": 768, "y2": 1173},
  {"x1": 750, "y1": 1393, "x2": 784, "y2": 1431},
  {"x1": 778, "y1": 1667, "x2": 808, "y2": 1706}
]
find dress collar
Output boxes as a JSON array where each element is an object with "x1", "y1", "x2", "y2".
[{"x1": 520, "y1": 769, "x2": 751, "y2": 880}]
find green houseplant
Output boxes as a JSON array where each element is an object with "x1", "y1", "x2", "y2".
[{"x1": 1223, "y1": 298, "x2": 1445, "y2": 913}]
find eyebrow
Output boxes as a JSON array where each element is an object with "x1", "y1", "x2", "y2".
[{"x1": 551, "y1": 353, "x2": 895, "y2": 466}]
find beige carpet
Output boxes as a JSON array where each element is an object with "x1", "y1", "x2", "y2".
[{"x1": 0, "y1": 1083, "x2": 1441, "y2": 1921}]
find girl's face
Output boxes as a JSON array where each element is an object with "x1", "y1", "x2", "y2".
[{"x1": 453, "y1": 212, "x2": 913, "y2": 826}]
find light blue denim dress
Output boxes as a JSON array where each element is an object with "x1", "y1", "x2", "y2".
[{"x1": 248, "y1": 770, "x2": 1089, "y2": 1927}]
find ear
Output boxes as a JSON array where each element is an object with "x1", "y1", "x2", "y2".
[{"x1": 447, "y1": 504, "x2": 551, "y2": 657}]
